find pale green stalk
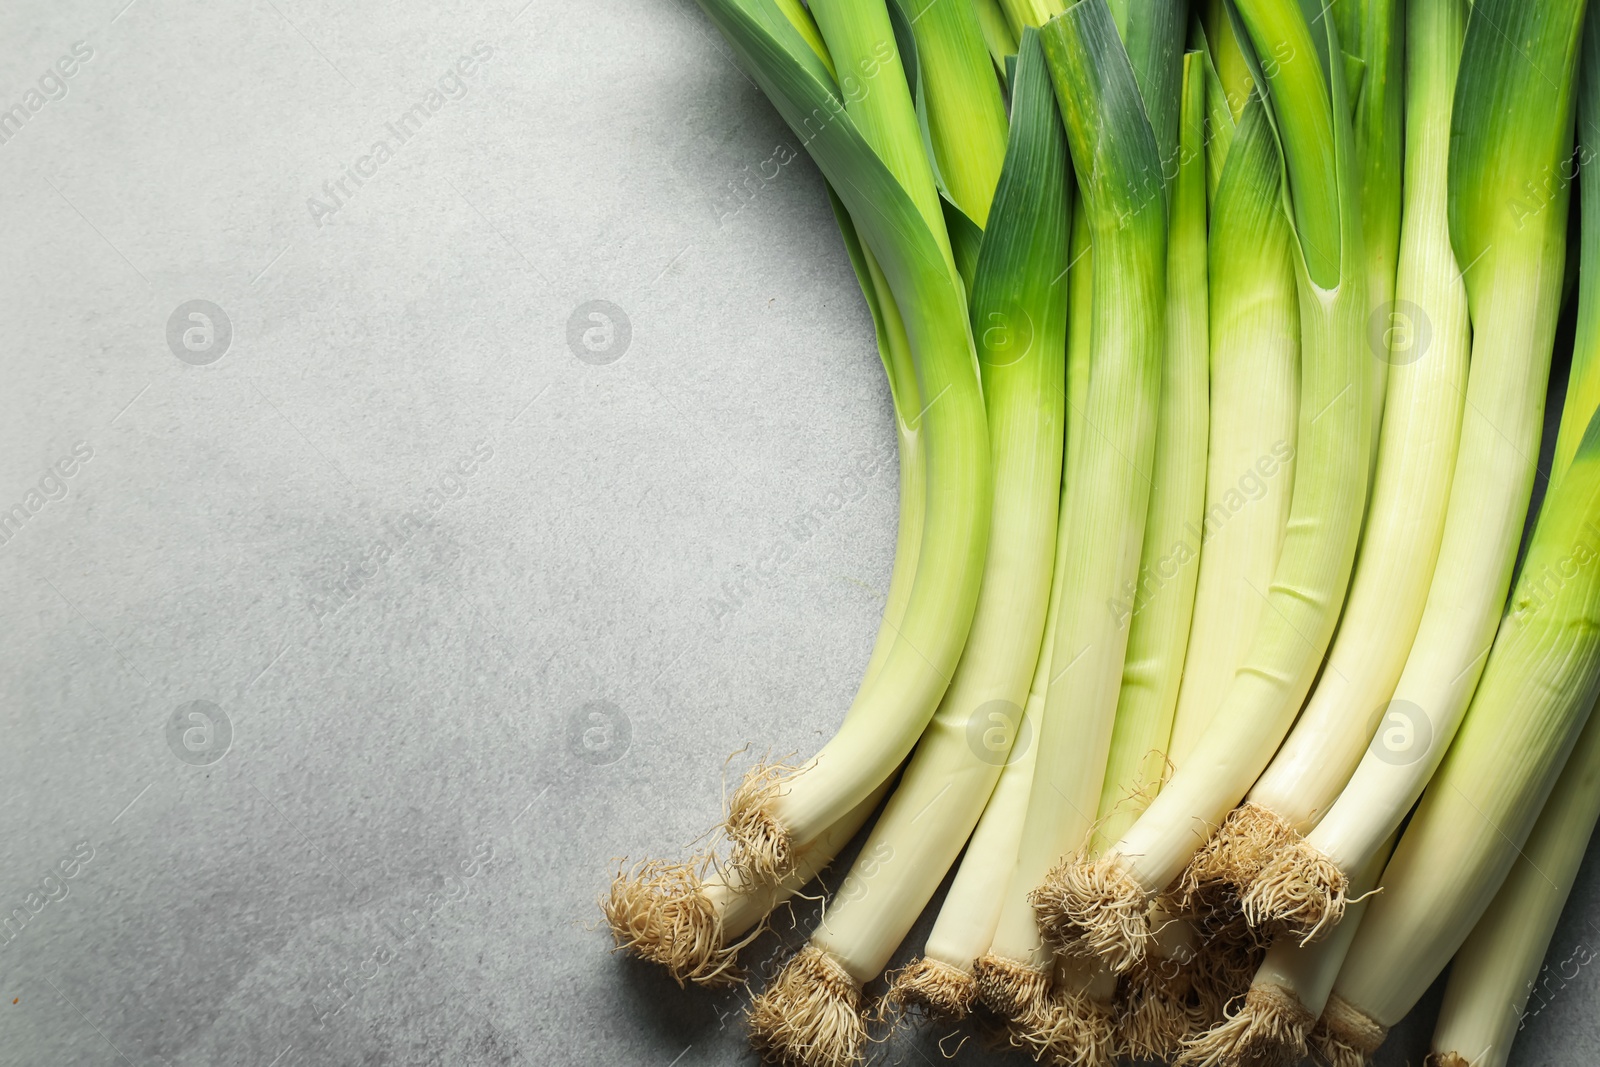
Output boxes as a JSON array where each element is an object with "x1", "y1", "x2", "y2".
[
  {"x1": 1223, "y1": 0, "x2": 1470, "y2": 869},
  {"x1": 692, "y1": 0, "x2": 991, "y2": 880},
  {"x1": 1166, "y1": 91, "x2": 1299, "y2": 767},
  {"x1": 988, "y1": 0, "x2": 1170, "y2": 979},
  {"x1": 1202, "y1": 0, "x2": 1251, "y2": 122},
  {"x1": 830, "y1": 194, "x2": 928, "y2": 694},
  {"x1": 1249, "y1": 0, "x2": 1587, "y2": 941},
  {"x1": 1325, "y1": 409, "x2": 1600, "y2": 1044},
  {"x1": 1047, "y1": 0, "x2": 1371, "y2": 973},
  {"x1": 1429, "y1": 698, "x2": 1600, "y2": 1067},
  {"x1": 897, "y1": 182, "x2": 1096, "y2": 1016},
  {"x1": 798, "y1": 23, "x2": 1069, "y2": 989},
  {"x1": 1096, "y1": 51, "x2": 1210, "y2": 850}
]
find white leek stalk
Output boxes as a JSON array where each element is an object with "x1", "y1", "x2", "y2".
[
  {"x1": 1112, "y1": 98, "x2": 1231, "y2": 1027},
  {"x1": 887, "y1": 560, "x2": 1056, "y2": 1018},
  {"x1": 1165, "y1": 87, "x2": 1298, "y2": 768},
  {"x1": 1012, "y1": 54, "x2": 1208, "y2": 1067},
  {"x1": 1430, "y1": 46, "x2": 1600, "y2": 1064},
  {"x1": 891, "y1": 184, "x2": 1096, "y2": 1023}
]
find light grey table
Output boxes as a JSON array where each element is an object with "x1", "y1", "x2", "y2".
[{"x1": 1, "y1": 1, "x2": 1595, "y2": 1064}]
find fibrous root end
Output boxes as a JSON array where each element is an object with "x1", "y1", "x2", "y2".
[
  {"x1": 1008, "y1": 988, "x2": 1121, "y2": 1067},
  {"x1": 1175, "y1": 983, "x2": 1315, "y2": 1067},
  {"x1": 1118, "y1": 953, "x2": 1218, "y2": 1061},
  {"x1": 601, "y1": 859, "x2": 741, "y2": 987},
  {"x1": 884, "y1": 957, "x2": 976, "y2": 1021},
  {"x1": 971, "y1": 955, "x2": 1050, "y2": 1021},
  {"x1": 1032, "y1": 855, "x2": 1152, "y2": 974},
  {"x1": 1308, "y1": 994, "x2": 1387, "y2": 1067},
  {"x1": 1181, "y1": 803, "x2": 1298, "y2": 919},
  {"x1": 726, "y1": 762, "x2": 798, "y2": 883},
  {"x1": 748, "y1": 945, "x2": 865, "y2": 1067},
  {"x1": 1239, "y1": 838, "x2": 1348, "y2": 944}
]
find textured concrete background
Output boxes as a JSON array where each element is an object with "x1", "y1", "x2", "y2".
[{"x1": 0, "y1": 1, "x2": 1595, "y2": 1065}]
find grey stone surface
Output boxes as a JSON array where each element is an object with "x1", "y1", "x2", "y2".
[{"x1": 0, "y1": 2, "x2": 1595, "y2": 1065}]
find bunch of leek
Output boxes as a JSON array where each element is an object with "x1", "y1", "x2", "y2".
[{"x1": 597, "y1": 3, "x2": 1600, "y2": 1066}]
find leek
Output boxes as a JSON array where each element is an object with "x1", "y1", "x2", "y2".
[
  {"x1": 1316, "y1": 403, "x2": 1600, "y2": 1061},
  {"x1": 610, "y1": 0, "x2": 991, "y2": 987},
  {"x1": 702, "y1": 0, "x2": 992, "y2": 886},
  {"x1": 981, "y1": 0, "x2": 1170, "y2": 998},
  {"x1": 1039, "y1": 0, "x2": 1371, "y2": 972},
  {"x1": 747, "y1": 27, "x2": 1068, "y2": 1063},
  {"x1": 1164, "y1": 87, "x2": 1298, "y2": 770},
  {"x1": 602, "y1": 154, "x2": 930, "y2": 982},
  {"x1": 893, "y1": 163, "x2": 1097, "y2": 1025},
  {"x1": 1428, "y1": 700, "x2": 1600, "y2": 1067},
  {"x1": 1244, "y1": 0, "x2": 1586, "y2": 940},
  {"x1": 1429, "y1": 25, "x2": 1600, "y2": 1061},
  {"x1": 1095, "y1": 43, "x2": 1210, "y2": 858},
  {"x1": 1190, "y1": 0, "x2": 1470, "y2": 907},
  {"x1": 602, "y1": 784, "x2": 887, "y2": 987},
  {"x1": 1009, "y1": 53, "x2": 1208, "y2": 1065}
]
